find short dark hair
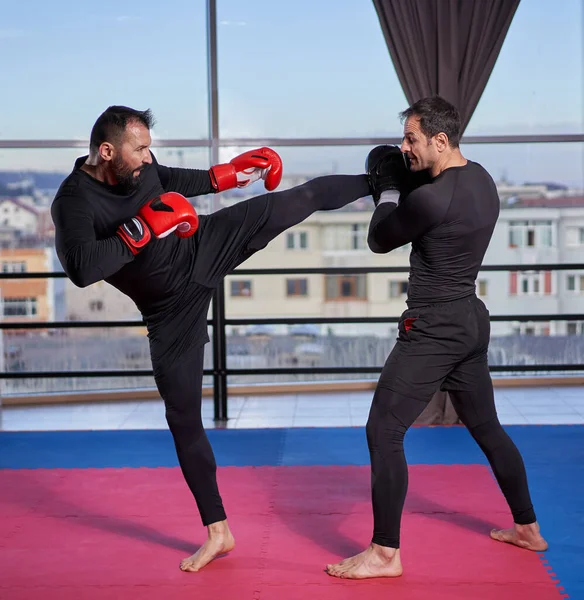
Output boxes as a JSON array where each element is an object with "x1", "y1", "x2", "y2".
[
  {"x1": 89, "y1": 105, "x2": 155, "y2": 152},
  {"x1": 399, "y1": 96, "x2": 461, "y2": 148}
]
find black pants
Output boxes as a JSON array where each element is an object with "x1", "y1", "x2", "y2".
[
  {"x1": 152, "y1": 343, "x2": 226, "y2": 526},
  {"x1": 366, "y1": 295, "x2": 536, "y2": 548}
]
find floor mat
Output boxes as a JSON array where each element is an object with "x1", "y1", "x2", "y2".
[{"x1": 0, "y1": 464, "x2": 566, "y2": 599}]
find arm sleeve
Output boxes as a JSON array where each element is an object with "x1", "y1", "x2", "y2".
[
  {"x1": 154, "y1": 155, "x2": 214, "y2": 197},
  {"x1": 51, "y1": 196, "x2": 134, "y2": 288},
  {"x1": 367, "y1": 188, "x2": 446, "y2": 253},
  {"x1": 194, "y1": 174, "x2": 370, "y2": 286}
]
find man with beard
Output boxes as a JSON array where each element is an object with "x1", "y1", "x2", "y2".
[{"x1": 51, "y1": 105, "x2": 372, "y2": 573}]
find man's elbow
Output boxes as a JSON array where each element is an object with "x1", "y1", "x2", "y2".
[
  {"x1": 367, "y1": 235, "x2": 390, "y2": 254},
  {"x1": 68, "y1": 269, "x2": 94, "y2": 288},
  {"x1": 60, "y1": 248, "x2": 102, "y2": 288},
  {"x1": 64, "y1": 262, "x2": 99, "y2": 288}
]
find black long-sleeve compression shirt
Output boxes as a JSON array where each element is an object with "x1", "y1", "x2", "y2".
[
  {"x1": 51, "y1": 153, "x2": 213, "y2": 289},
  {"x1": 367, "y1": 161, "x2": 500, "y2": 307}
]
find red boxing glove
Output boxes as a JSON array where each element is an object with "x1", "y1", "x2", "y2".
[
  {"x1": 117, "y1": 216, "x2": 151, "y2": 255},
  {"x1": 139, "y1": 192, "x2": 199, "y2": 239},
  {"x1": 117, "y1": 192, "x2": 199, "y2": 255},
  {"x1": 209, "y1": 147, "x2": 283, "y2": 193}
]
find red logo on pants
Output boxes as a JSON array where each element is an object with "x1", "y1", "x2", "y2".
[{"x1": 404, "y1": 317, "x2": 417, "y2": 332}]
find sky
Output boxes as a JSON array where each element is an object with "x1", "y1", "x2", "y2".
[{"x1": 0, "y1": 0, "x2": 582, "y2": 186}]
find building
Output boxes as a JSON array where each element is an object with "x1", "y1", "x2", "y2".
[
  {"x1": 0, "y1": 247, "x2": 54, "y2": 326},
  {"x1": 0, "y1": 197, "x2": 40, "y2": 246},
  {"x1": 224, "y1": 195, "x2": 584, "y2": 338},
  {"x1": 482, "y1": 197, "x2": 584, "y2": 336},
  {"x1": 64, "y1": 278, "x2": 145, "y2": 336}
]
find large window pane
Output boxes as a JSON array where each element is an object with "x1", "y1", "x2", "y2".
[
  {"x1": 217, "y1": 0, "x2": 407, "y2": 138},
  {"x1": 460, "y1": 142, "x2": 584, "y2": 189},
  {"x1": 0, "y1": 0, "x2": 208, "y2": 139},
  {"x1": 466, "y1": 0, "x2": 584, "y2": 135}
]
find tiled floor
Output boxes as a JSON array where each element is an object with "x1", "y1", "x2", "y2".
[{"x1": 1, "y1": 386, "x2": 583, "y2": 431}]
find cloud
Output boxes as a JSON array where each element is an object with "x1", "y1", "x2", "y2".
[{"x1": 219, "y1": 20, "x2": 247, "y2": 26}]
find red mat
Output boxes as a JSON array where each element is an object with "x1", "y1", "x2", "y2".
[{"x1": 0, "y1": 466, "x2": 562, "y2": 599}]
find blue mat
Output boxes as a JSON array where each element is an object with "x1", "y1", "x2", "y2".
[
  {"x1": 1, "y1": 424, "x2": 583, "y2": 598},
  {"x1": 1, "y1": 425, "x2": 582, "y2": 470}
]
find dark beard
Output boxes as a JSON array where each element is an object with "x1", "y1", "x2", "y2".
[{"x1": 112, "y1": 156, "x2": 144, "y2": 194}]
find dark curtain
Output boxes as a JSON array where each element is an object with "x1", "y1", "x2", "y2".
[{"x1": 372, "y1": 0, "x2": 520, "y2": 133}]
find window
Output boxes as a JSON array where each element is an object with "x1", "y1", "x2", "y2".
[
  {"x1": 230, "y1": 280, "x2": 252, "y2": 297},
  {"x1": 1, "y1": 0, "x2": 209, "y2": 139},
  {"x1": 325, "y1": 275, "x2": 367, "y2": 301},
  {"x1": 217, "y1": 0, "x2": 406, "y2": 138},
  {"x1": 1, "y1": 261, "x2": 27, "y2": 273},
  {"x1": 351, "y1": 224, "x2": 367, "y2": 250},
  {"x1": 520, "y1": 272, "x2": 541, "y2": 295},
  {"x1": 286, "y1": 278, "x2": 308, "y2": 297},
  {"x1": 566, "y1": 227, "x2": 584, "y2": 247},
  {"x1": 389, "y1": 280, "x2": 408, "y2": 298},
  {"x1": 566, "y1": 274, "x2": 584, "y2": 293},
  {"x1": 522, "y1": 274, "x2": 538, "y2": 294},
  {"x1": 512, "y1": 321, "x2": 551, "y2": 336},
  {"x1": 567, "y1": 321, "x2": 584, "y2": 335},
  {"x1": 477, "y1": 280, "x2": 488, "y2": 297},
  {"x1": 508, "y1": 220, "x2": 554, "y2": 248},
  {"x1": 325, "y1": 224, "x2": 368, "y2": 251},
  {"x1": 89, "y1": 300, "x2": 104, "y2": 312},
  {"x1": 465, "y1": 0, "x2": 583, "y2": 136},
  {"x1": 2, "y1": 297, "x2": 37, "y2": 317},
  {"x1": 286, "y1": 231, "x2": 308, "y2": 250},
  {"x1": 510, "y1": 271, "x2": 552, "y2": 296}
]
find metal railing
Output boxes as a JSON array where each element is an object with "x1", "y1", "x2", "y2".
[{"x1": 1, "y1": 263, "x2": 584, "y2": 420}]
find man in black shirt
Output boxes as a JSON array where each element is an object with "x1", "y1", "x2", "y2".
[
  {"x1": 326, "y1": 96, "x2": 548, "y2": 580},
  {"x1": 52, "y1": 105, "x2": 371, "y2": 572}
]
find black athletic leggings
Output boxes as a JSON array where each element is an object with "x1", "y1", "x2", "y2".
[
  {"x1": 152, "y1": 343, "x2": 225, "y2": 526},
  {"x1": 366, "y1": 295, "x2": 536, "y2": 548}
]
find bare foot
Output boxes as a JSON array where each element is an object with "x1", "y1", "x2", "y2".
[
  {"x1": 180, "y1": 519, "x2": 235, "y2": 572},
  {"x1": 325, "y1": 544, "x2": 403, "y2": 579},
  {"x1": 490, "y1": 521, "x2": 548, "y2": 552}
]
